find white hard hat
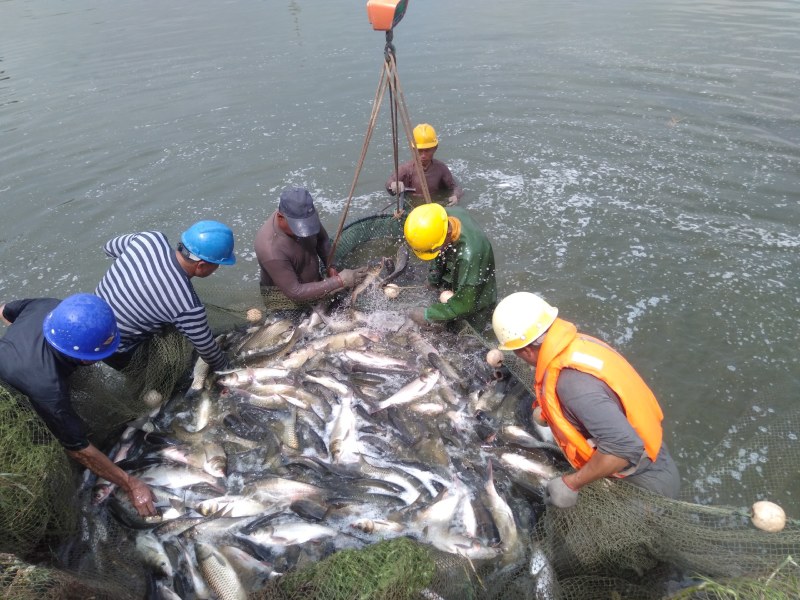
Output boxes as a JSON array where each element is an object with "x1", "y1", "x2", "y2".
[{"x1": 492, "y1": 292, "x2": 558, "y2": 351}]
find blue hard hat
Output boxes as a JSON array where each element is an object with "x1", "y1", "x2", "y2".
[
  {"x1": 42, "y1": 294, "x2": 121, "y2": 361},
  {"x1": 180, "y1": 220, "x2": 236, "y2": 265}
]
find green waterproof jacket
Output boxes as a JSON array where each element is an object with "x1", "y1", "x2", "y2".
[{"x1": 424, "y1": 206, "x2": 497, "y2": 323}]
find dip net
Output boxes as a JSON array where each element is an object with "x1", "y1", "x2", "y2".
[{"x1": 1, "y1": 212, "x2": 799, "y2": 600}]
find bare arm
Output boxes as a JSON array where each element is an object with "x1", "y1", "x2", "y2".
[
  {"x1": 265, "y1": 258, "x2": 342, "y2": 302},
  {"x1": 0, "y1": 304, "x2": 9, "y2": 326},
  {"x1": 563, "y1": 451, "x2": 629, "y2": 491},
  {"x1": 67, "y1": 444, "x2": 156, "y2": 517}
]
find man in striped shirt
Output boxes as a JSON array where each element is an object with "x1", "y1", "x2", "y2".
[{"x1": 96, "y1": 221, "x2": 235, "y2": 372}]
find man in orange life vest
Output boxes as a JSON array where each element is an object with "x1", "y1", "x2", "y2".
[{"x1": 492, "y1": 292, "x2": 680, "y2": 508}]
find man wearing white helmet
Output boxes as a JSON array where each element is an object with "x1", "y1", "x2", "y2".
[
  {"x1": 386, "y1": 123, "x2": 463, "y2": 208},
  {"x1": 492, "y1": 292, "x2": 680, "y2": 508}
]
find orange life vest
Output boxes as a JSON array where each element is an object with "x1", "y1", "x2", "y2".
[{"x1": 534, "y1": 318, "x2": 664, "y2": 473}]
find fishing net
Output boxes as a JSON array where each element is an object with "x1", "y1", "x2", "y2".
[
  {"x1": 0, "y1": 211, "x2": 798, "y2": 600},
  {"x1": 0, "y1": 387, "x2": 76, "y2": 558}
]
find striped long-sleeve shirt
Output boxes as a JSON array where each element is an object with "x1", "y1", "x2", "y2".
[{"x1": 95, "y1": 231, "x2": 227, "y2": 371}]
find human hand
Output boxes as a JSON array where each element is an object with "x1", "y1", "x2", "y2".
[
  {"x1": 408, "y1": 307, "x2": 429, "y2": 326},
  {"x1": 338, "y1": 267, "x2": 369, "y2": 289},
  {"x1": 389, "y1": 181, "x2": 405, "y2": 195},
  {"x1": 327, "y1": 266, "x2": 339, "y2": 278},
  {"x1": 127, "y1": 477, "x2": 157, "y2": 517},
  {"x1": 446, "y1": 195, "x2": 458, "y2": 207},
  {"x1": 544, "y1": 476, "x2": 579, "y2": 508}
]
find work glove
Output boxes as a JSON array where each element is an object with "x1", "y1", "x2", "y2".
[
  {"x1": 408, "y1": 307, "x2": 429, "y2": 326},
  {"x1": 338, "y1": 267, "x2": 369, "y2": 289},
  {"x1": 446, "y1": 194, "x2": 459, "y2": 207},
  {"x1": 532, "y1": 405, "x2": 548, "y2": 427},
  {"x1": 545, "y1": 476, "x2": 580, "y2": 508},
  {"x1": 389, "y1": 181, "x2": 405, "y2": 195}
]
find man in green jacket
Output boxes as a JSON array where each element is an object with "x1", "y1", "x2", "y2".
[{"x1": 403, "y1": 204, "x2": 496, "y2": 328}]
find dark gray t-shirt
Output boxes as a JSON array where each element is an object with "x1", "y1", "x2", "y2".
[
  {"x1": 385, "y1": 159, "x2": 463, "y2": 204},
  {"x1": 556, "y1": 368, "x2": 680, "y2": 498},
  {"x1": 0, "y1": 299, "x2": 89, "y2": 450}
]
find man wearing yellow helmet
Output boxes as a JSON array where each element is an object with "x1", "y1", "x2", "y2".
[
  {"x1": 386, "y1": 123, "x2": 463, "y2": 207},
  {"x1": 492, "y1": 292, "x2": 680, "y2": 508},
  {"x1": 404, "y1": 204, "x2": 496, "y2": 327}
]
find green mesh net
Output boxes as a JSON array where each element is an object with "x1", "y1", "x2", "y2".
[{"x1": 0, "y1": 388, "x2": 76, "y2": 559}]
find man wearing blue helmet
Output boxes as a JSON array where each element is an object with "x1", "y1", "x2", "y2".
[
  {"x1": 96, "y1": 220, "x2": 235, "y2": 372},
  {"x1": 0, "y1": 294, "x2": 157, "y2": 517}
]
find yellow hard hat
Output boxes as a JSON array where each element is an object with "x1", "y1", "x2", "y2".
[
  {"x1": 404, "y1": 204, "x2": 448, "y2": 261},
  {"x1": 492, "y1": 292, "x2": 558, "y2": 351},
  {"x1": 413, "y1": 123, "x2": 439, "y2": 150}
]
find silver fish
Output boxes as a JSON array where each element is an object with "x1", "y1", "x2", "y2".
[
  {"x1": 425, "y1": 351, "x2": 466, "y2": 391},
  {"x1": 499, "y1": 452, "x2": 558, "y2": 482},
  {"x1": 304, "y1": 371, "x2": 352, "y2": 396},
  {"x1": 368, "y1": 370, "x2": 440, "y2": 414},
  {"x1": 195, "y1": 542, "x2": 248, "y2": 600},
  {"x1": 357, "y1": 456, "x2": 422, "y2": 506},
  {"x1": 280, "y1": 331, "x2": 375, "y2": 369},
  {"x1": 242, "y1": 476, "x2": 325, "y2": 505},
  {"x1": 410, "y1": 401, "x2": 446, "y2": 416},
  {"x1": 342, "y1": 350, "x2": 413, "y2": 373},
  {"x1": 196, "y1": 495, "x2": 273, "y2": 518},
  {"x1": 350, "y1": 518, "x2": 405, "y2": 535},
  {"x1": 217, "y1": 366, "x2": 291, "y2": 387},
  {"x1": 157, "y1": 444, "x2": 226, "y2": 479},
  {"x1": 329, "y1": 394, "x2": 360, "y2": 465},
  {"x1": 484, "y1": 460, "x2": 521, "y2": 561},
  {"x1": 133, "y1": 464, "x2": 225, "y2": 493},
  {"x1": 184, "y1": 390, "x2": 212, "y2": 433},
  {"x1": 413, "y1": 487, "x2": 462, "y2": 531},
  {"x1": 135, "y1": 532, "x2": 173, "y2": 579},
  {"x1": 425, "y1": 530, "x2": 501, "y2": 561},
  {"x1": 499, "y1": 424, "x2": 559, "y2": 451},
  {"x1": 203, "y1": 441, "x2": 227, "y2": 478},
  {"x1": 233, "y1": 389, "x2": 309, "y2": 411},
  {"x1": 236, "y1": 319, "x2": 294, "y2": 355},
  {"x1": 240, "y1": 522, "x2": 338, "y2": 546},
  {"x1": 248, "y1": 382, "x2": 316, "y2": 406}
]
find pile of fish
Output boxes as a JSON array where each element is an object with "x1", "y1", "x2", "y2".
[{"x1": 82, "y1": 305, "x2": 566, "y2": 599}]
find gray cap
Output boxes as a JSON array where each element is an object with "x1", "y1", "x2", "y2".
[{"x1": 278, "y1": 187, "x2": 321, "y2": 238}]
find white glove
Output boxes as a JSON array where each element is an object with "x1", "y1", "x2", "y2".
[
  {"x1": 389, "y1": 181, "x2": 405, "y2": 195},
  {"x1": 545, "y1": 476, "x2": 580, "y2": 508}
]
